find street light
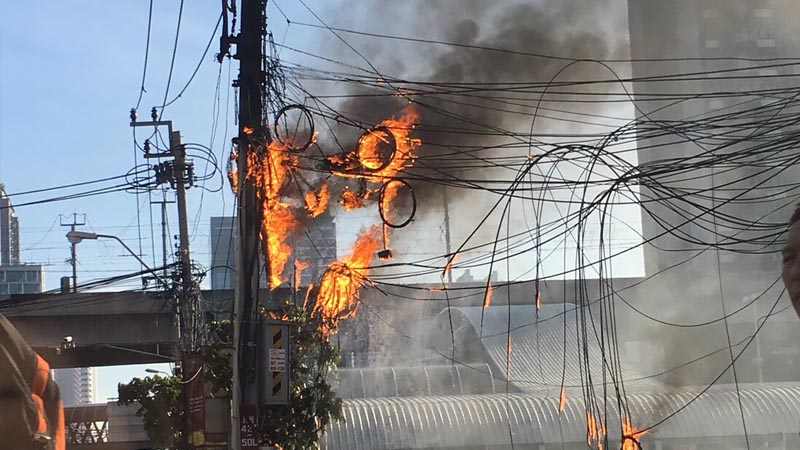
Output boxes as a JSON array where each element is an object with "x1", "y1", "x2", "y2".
[
  {"x1": 65, "y1": 230, "x2": 168, "y2": 287},
  {"x1": 145, "y1": 368, "x2": 171, "y2": 376}
]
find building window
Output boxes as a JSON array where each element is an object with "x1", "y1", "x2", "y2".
[
  {"x1": 703, "y1": 9, "x2": 719, "y2": 19},
  {"x1": 705, "y1": 40, "x2": 721, "y2": 49},
  {"x1": 6, "y1": 271, "x2": 23, "y2": 283},
  {"x1": 757, "y1": 39, "x2": 776, "y2": 48}
]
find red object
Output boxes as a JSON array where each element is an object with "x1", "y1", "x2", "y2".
[{"x1": 240, "y1": 405, "x2": 258, "y2": 450}]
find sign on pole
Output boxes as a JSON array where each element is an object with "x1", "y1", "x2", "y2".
[{"x1": 259, "y1": 320, "x2": 290, "y2": 405}]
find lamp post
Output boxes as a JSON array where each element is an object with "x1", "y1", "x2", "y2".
[{"x1": 65, "y1": 230, "x2": 168, "y2": 288}]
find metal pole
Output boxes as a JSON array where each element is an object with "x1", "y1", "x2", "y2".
[
  {"x1": 60, "y1": 213, "x2": 86, "y2": 292},
  {"x1": 443, "y1": 187, "x2": 453, "y2": 285},
  {"x1": 71, "y1": 224, "x2": 77, "y2": 292},
  {"x1": 232, "y1": 1, "x2": 268, "y2": 448}
]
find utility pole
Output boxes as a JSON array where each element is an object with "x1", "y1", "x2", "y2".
[
  {"x1": 231, "y1": 1, "x2": 269, "y2": 449},
  {"x1": 442, "y1": 188, "x2": 453, "y2": 285},
  {"x1": 151, "y1": 192, "x2": 175, "y2": 281},
  {"x1": 60, "y1": 213, "x2": 86, "y2": 292},
  {"x1": 130, "y1": 110, "x2": 200, "y2": 449}
]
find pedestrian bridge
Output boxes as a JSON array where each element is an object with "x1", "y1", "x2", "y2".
[{"x1": 64, "y1": 403, "x2": 150, "y2": 450}]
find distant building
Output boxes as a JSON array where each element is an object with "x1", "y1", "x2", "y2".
[
  {"x1": 1, "y1": 184, "x2": 20, "y2": 266},
  {"x1": 55, "y1": 368, "x2": 94, "y2": 406},
  {"x1": 209, "y1": 213, "x2": 337, "y2": 289},
  {"x1": 626, "y1": 1, "x2": 800, "y2": 385},
  {"x1": 0, "y1": 265, "x2": 44, "y2": 295},
  {"x1": 1, "y1": 183, "x2": 94, "y2": 404},
  {"x1": 629, "y1": 0, "x2": 800, "y2": 282}
]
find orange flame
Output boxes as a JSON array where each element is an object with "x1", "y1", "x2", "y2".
[
  {"x1": 293, "y1": 260, "x2": 309, "y2": 291},
  {"x1": 314, "y1": 225, "x2": 382, "y2": 333},
  {"x1": 586, "y1": 411, "x2": 607, "y2": 449},
  {"x1": 339, "y1": 188, "x2": 365, "y2": 211},
  {"x1": 483, "y1": 282, "x2": 493, "y2": 309},
  {"x1": 247, "y1": 139, "x2": 301, "y2": 289},
  {"x1": 506, "y1": 337, "x2": 512, "y2": 381},
  {"x1": 559, "y1": 387, "x2": 566, "y2": 412},
  {"x1": 305, "y1": 183, "x2": 330, "y2": 218},
  {"x1": 621, "y1": 414, "x2": 647, "y2": 450},
  {"x1": 227, "y1": 149, "x2": 239, "y2": 194},
  {"x1": 442, "y1": 253, "x2": 460, "y2": 282},
  {"x1": 301, "y1": 284, "x2": 314, "y2": 311}
]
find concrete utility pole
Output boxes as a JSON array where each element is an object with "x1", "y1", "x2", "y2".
[
  {"x1": 231, "y1": 1, "x2": 269, "y2": 448},
  {"x1": 130, "y1": 111, "x2": 199, "y2": 448},
  {"x1": 60, "y1": 213, "x2": 86, "y2": 292}
]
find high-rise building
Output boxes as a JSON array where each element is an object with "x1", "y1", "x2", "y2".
[
  {"x1": 1, "y1": 184, "x2": 94, "y2": 404},
  {"x1": 626, "y1": 1, "x2": 800, "y2": 384},
  {"x1": 209, "y1": 213, "x2": 337, "y2": 289},
  {"x1": 54, "y1": 367, "x2": 94, "y2": 405},
  {"x1": 628, "y1": 0, "x2": 800, "y2": 284},
  {"x1": 1, "y1": 184, "x2": 20, "y2": 266}
]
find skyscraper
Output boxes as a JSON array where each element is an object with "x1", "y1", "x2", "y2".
[
  {"x1": 1, "y1": 183, "x2": 94, "y2": 404},
  {"x1": 626, "y1": 1, "x2": 800, "y2": 384},
  {"x1": 628, "y1": 0, "x2": 800, "y2": 285}
]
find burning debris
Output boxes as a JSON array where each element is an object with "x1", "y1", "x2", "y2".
[
  {"x1": 314, "y1": 225, "x2": 383, "y2": 333},
  {"x1": 233, "y1": 103, "x2": 421, "y2": 333}
]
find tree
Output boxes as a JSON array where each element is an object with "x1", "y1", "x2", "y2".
[{"x1": 117, "y1": 301, "x2": 343, "y2": 450}]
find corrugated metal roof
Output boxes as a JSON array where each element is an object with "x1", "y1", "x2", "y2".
[
  {"x1": 435, "y1": 305, "x2": 666, "y2": 393},
  {"x1": 321, "y1": 383, "x2": 800, "y2": 450},
  {"x1": 335, "y1": 364, "x2": 505, "y2": 399}
]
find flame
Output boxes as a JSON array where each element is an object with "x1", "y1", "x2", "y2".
[
  {"x1": 247, "y1": 139, "x2": 301, "y2": 289},
  {"x1": 301, "y1": 284, "x2": 314, "y2": 311},
  {"x1": 483, "y1": 282, "x2": 493, "y2": 309},
  {"x1": 227, "y1": 149, "x2": 239, "y2": 194},
  {"x1": 506, "y1": 337, "x2": 512, "y2": 381},
  {"x1": 361, "y1": 105, "x2": 421, "y2": 179},
  {"x1": 586, "y1": 411, "x2": 606, "y2": 449},
  {"x1": 293, "y1": 260, "x2": 309, "y2": 291},
  {"x1": 621, "y1": 414, "x2": 647, "y2": 450},
  {"x1": 339, "y1": 188, "x2": 365, "y2": 211},
  {"x1": 314, "y1": 225, "x2": 382, "y2": 333},
  {"x1": 441, "y1": 253, "x2": 460, "y2": 281},
  {"x1": 559, "y1": 387, "x2": 566, "y2": 412},
  {"x1": 305, "y1": 183, "x2": 330, "y2": 218},
  {"x1": 331, "y1": 105, "x2": 421, "y2": 184}
]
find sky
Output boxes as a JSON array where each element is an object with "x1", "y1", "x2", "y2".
[
  {"x1": 0, "y1": 0, "x2": 331, "y2": 403},
  {"x1": 1, "y1": 1, "x2": 642, "y2": 403}
]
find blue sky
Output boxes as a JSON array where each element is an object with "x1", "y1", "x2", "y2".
[
  {"x1": 0, "y1": 0, "x2": 334, "y2": 403},
  {"x1": 1, "y1": 1, "x2": 643, "y2": 402}
]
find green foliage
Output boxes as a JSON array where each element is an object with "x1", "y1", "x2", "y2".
[
  {"x1": 259, "y1": 302, "x2": 344, "y2": 450},
  {"x1": 117, "y1": 375, "x2": 184, "y2": 449},
  {"x1": 117, "y1": 303, "x2": 342, "y2": 450}
]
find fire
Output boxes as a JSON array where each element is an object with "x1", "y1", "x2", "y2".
[
  {"x1": 301, "y1": 284, "x2": 314, "y2": 310},
  {"x1": 621, "y1": 414, "x2": 647, "y2": 450},
  {"x1": 506, "y1": 338, "x2": 512, "y2": 381},
  {"x1": 227, "y1": 149, "x2": 239, "y2": 194},
  {"x1": 314, "y1": 225, "x2": 382, "y2": 333},
  {"x1": 483, "y1": 282, "x2": 493, "y2": 309},
  {"x1": 293, "y1": 260, "x2": 309, "y2": 291},
  {"x1": 558, "y1": 387, "x2": 566, "y2": 412},
  {"x1": 339, "y1": 188, "x2": 365, "y2": 211},
  {"x1": 305, "y1": 183, "x2": 330, "y2": 218},
  {"x1": 441, "y1": 253, "x2": 460, "y2": 282},
  {"x1": 361, "y1": 105, "x2": 420, "y2": 180},
  {"x1": 246, "y1": 138, "x2": 301, "y2": 289},
  {"x1": 586, "y1": 411, "x2": 606, "y2": 449}
]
